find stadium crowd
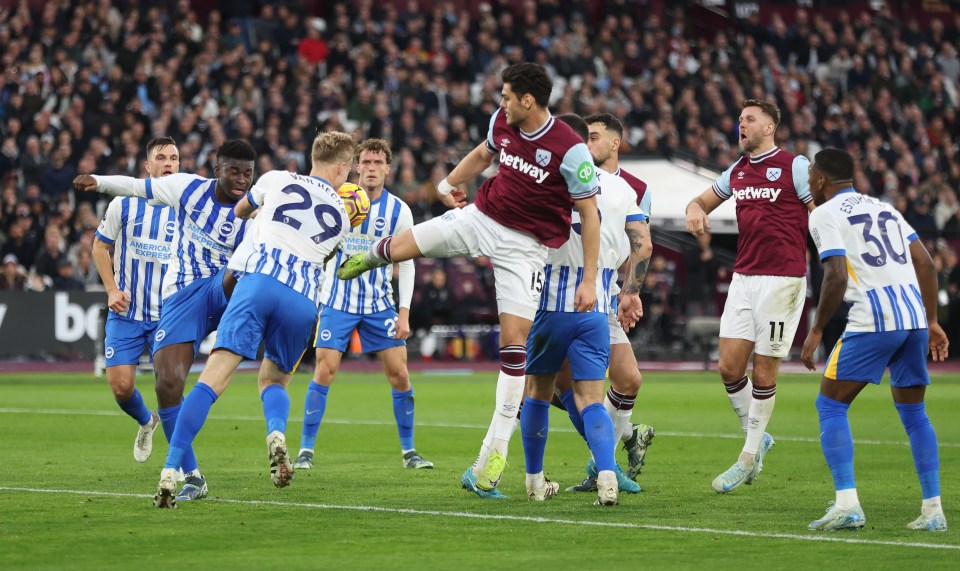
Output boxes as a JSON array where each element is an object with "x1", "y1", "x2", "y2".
[{"x1": 0, "y1": 1, "x2": 958, "y2": 353}]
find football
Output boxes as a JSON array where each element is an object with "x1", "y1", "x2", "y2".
[{"x1": 337, "y1": 182, "x2": 371, "y2": 228}]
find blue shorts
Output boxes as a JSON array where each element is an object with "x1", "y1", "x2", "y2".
[
  {"x1": 526, "y1": 311, "x2": 609, "y2": 381},
  {"x1": 153, "y1": 266, "x2": 230, "y2": 356},
  {"x1": 824, "y1": 329, "x2": 931, "y2": 387},
  {"x1": 104, "y1": 312, "x2": 158, "y2": 367},
  {"x1": 214, "y1": 273, "x2": 319, "y2": 373},
  {"x1": 314, "y1": 305, "x2": 404, "y2": 353}
]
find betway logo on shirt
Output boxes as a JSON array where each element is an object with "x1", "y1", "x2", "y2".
[
  {"x1": 500, "y1": 149, "x2": 550, "y2": 184},
  {"x1": 733, "y1": 186, "x2": 783, "y2": 202}
]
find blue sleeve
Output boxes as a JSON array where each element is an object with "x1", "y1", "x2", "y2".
[
  {"x1": 145, "y1": 178, "x2": 153, "y2": 200},
  {"x1": 712, "y1": 163, "x2": 736, "y2": 200},
  {"x1": 639, "y1": 191, "x2": 652, "y2": 221},
  {"x1": 485, "y1": 109, "x2": 500, "y2": 153},
  {"x1": 793, "y1": 155, "x2": 813, "y2": 203},
  {"x1": 560, "y1": 143, "x2": 599, "y2": 199}
]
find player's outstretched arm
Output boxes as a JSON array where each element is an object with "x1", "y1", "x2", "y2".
[
  {"x1": 801, "y1": 255, "x2": 848, "y2": 370},
  {"x1": 73, "y1": 174, "x2": 147, "y2": 198},
  {"x1": 573, "y1": 195, "x2": 600, "y2": 312},
  {"x1": 910, "y1": 240, "x2": 949, "y2": 361},
  {"x1": 685, "y1": 187, "x2": 723, "y2": 237},
  {"x1": 437, "y1": 142, "x2": 496, "y2": 208}
]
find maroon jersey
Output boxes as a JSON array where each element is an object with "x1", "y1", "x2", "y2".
[
  {"x1": 615, "y1": 166, "x2": 648, "y2": 207},
  {"x1": 475, "y1": 109, "x2": 598, "y2": 248},
  {"x1": 712, "y1": 147, "x2": 812, "y2": 277}
]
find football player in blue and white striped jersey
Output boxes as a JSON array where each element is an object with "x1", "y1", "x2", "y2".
[
  {"x1": 92, "y1": 136, "x2": 178, "y2": 465},
  {"x1": 74, "y1": 139, "x2": 257, "y2": 503},
  {"x1": 294, "y1": 139, "x2": 433, "y2": 472},
  {"x1": 152, "y1": 132, "x2": 358, "y2": 507},
  {"x1": 801, "y1": 148, "x2": 948, "y2": 532},
  {"x1": 520, "y1": 114, "x2": 646, "y2": 505}
]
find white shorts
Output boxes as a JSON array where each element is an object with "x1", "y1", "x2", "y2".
[
  {"x1": 719, "y1": 273, "x2": 806, "y2": 358},
  {"x1": 608, "y1": 311, "x2": 630, "y2": 345},
  {"x1": 411, "y1": 204, "x2": 548, "y2": 320}
]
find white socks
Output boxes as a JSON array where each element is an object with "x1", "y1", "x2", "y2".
[
  {"x1": 836, "y1": 488, "x2": 860, "y2": 510},
  {"x1": 743, "y1": 389, "x2": 776, "y2": 456}
]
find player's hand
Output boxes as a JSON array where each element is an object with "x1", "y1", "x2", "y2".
[
  {"x1": 685, "y1": 203, "x2": 711, "y2": 237},
  {"x1": 574, "y1": 282, "x2": 597, "y2": 312},
  {"x1": 439, "y1": 188, "x2": 467, "y2": 209},
  {"x1": 617, "y1": 293, "x2": 643, "y2": 331},
  {"x1": 928, "y1": 322, "x2": 949, "y2": 362},
  {"x1": 801, "y1": 328, "x2": 822, "y2": 371},
  {"x1": 107, "y1": 289, "x2": 130, "y2": 313},
  {"x1": 394, "y1": 315, "x2": 411, "y2": 341},
  {"x1": 73, "y1": 175, "x2": 98, "y2": 192}
]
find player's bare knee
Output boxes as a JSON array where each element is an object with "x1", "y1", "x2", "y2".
[
  {"x1": 718, "y1": 359, "x2": 747, "y2": 383},
  {"x1": 612, "y1": 367, "x2": 642, "y2": 394},
  {"x1": 313, "y1": 361, "x2": 338, "y2": 386},
  {"x1": 386, "y1": 370, "x2": 411, "y2": 392},
  {"x1": 107, "y1": 369, "x2": 135, "y2": 401}
]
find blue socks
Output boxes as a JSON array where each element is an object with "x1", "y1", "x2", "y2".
[
  {"x1": 559, "y1": 389, "x2": 586, "y2": 440},
  {"x1": 581, "y1": 402, "x2": 616, "y2": 472},
  {"x1": 300, "y1": 381, "x2": 329, "y2": 451},
  {"x1": 117, "y1": 388, "x2": 152, "y2": 426},
  {"x1": 261, "y1": 384, "x2": 290, "y2": 435},
  {"x1": 895, "y1": 401, "x2": 941, "y2": 500},
  {"x1": 816, "y1": 393, "x2": 855, "y2": 491},
  {"x1": 520, "y1": 397, "x2": 551, "y2": 474},
  {"x1": 392, "y1": 388, "x2": 415, "y2": 451},
  {"x1": 163, "y1": 384, "x2": 216, "y2": 470}
]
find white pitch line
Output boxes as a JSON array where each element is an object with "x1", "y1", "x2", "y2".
[
  {"x1": 1, "y1": 407, "x2": 958, "y2": 448},
  {"x1": 0, "y1": 486, "x2": 955, "y2": 551}
]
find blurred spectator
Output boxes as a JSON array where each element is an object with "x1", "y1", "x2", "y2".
[
  {"x1": 51, "y1": 258, "x2": 84, "y2": 291},
  {"x1": 0, "y1": 254, "x2": 26, "y2": 291},
  {"x1": 0, "y1": 221, "x2": 38, "y2": 270},
  {"x1": 411, "y1": 267, "x2": 454, "y2": 331},
  {"x1": 33, "y1": 227, "x2": 66, "y2": 281}
]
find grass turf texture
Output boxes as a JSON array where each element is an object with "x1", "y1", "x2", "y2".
[{"x1": 0, "y1": 370, "x2": 957, "y2": 570}]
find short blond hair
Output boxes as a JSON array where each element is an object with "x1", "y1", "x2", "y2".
[{"x1": 311, "y1": 132, "x2": 356, "y2": 166}]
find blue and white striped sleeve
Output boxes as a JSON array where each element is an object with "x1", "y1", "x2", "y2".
[
  {"x1": 809, "y1": 206, "x2": 846, "y2": 261},
  {"x1": 793, "y1": 155, "x2": 813, "y2": 203},
  {"x1": 485, "y1": 109, "x2": 501, "y2": 153},
  {"x1": 711, "y1": 163, "x2": 736, "y2": 200},
  {"x1": 560, "y1": 143, "x2": 599, "y2": 199},
  {"x1": 94, "y1": 198, "x2": 123, "y2": 245}
]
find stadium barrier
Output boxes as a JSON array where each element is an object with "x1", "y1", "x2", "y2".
[{"x1": 0, "y1": 291, "x2": 104, "y2": 359}]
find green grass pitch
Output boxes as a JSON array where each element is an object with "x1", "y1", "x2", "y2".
[{"x1": 0, "y1": 370, "x2": 957, "y2": 569}]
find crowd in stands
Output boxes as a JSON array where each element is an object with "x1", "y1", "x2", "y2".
[{"x1": 0, "y1": 1, "x2": 958, "y2": 354}]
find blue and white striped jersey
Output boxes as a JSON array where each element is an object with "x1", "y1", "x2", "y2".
[
  {"x1": 539, "y1": 170, "x2": 646, "y2": 314},
  {"x1": 95, "y1": 197, "x2": 175, "y2": 321},
  {"x1": 228, "y1": 170, "x2": 351, "y2": 305},
  {"x1": 143, "y1": 173, "x2": 249, "y2": 299},
  {"x1": 810, "y1": 189, "x2": 927, "y2": 333},
  {"x1": 320, "y1": 189, "x2": 414, "y2": 314}
]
